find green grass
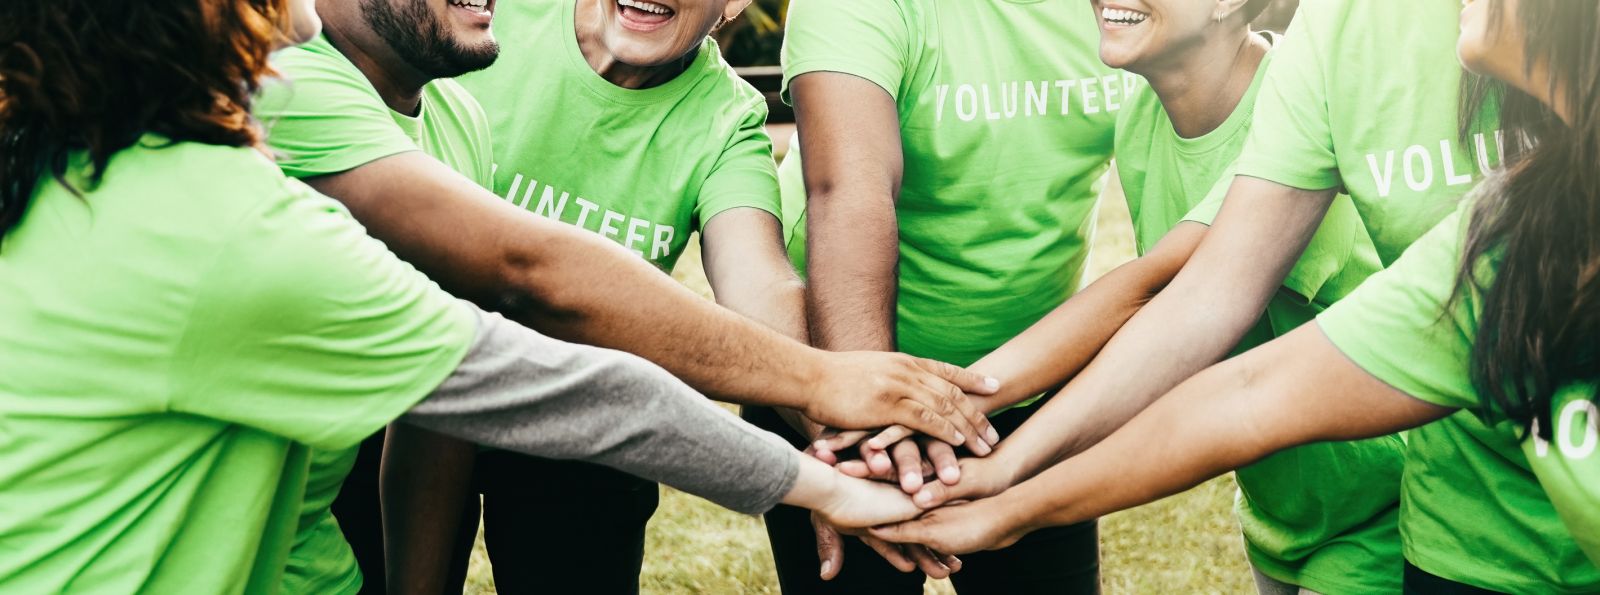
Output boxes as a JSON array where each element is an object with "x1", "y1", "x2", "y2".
[{"x1": 464, "y1": 172, "x2": 1255, "y2": 593}]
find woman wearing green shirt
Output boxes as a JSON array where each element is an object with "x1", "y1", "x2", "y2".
[
  {"x1": 834, "y1": 1, "x2": 1399, "y2": 592},
  {"x1": 871, "y1": 1, "x2": 1600, "y2": 592},
  {"x1": 0, "y1": 1, "x2": 1002, "y2": 592}
]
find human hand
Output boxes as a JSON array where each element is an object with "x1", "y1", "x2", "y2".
[
  {"x1": 829, "y1": 436, "x2": 964, "y2": 493},
  {"x1": 807, "y1": 352, "x2": 1001, "y2": 455},
  {"x1": 810, "y1": 513, "x2": 962, "y2": 580},
  {"x1": 869, "y1": 498, "x2": 1029, "y2": 555}
]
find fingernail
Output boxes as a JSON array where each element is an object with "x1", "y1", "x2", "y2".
[
  {"x1": 973, "y1": 440, "x2": 992, "y2": 456},
  {"x1": 814, "y1": 440, "x2": 829, "y2": 451},
  {"x1": 916, "y1": 491, "x2": 934, "y2": 505},
  {"x1": 985, "y1": 426, "x2": 1001, "y2": 444},
  {"x1": 820, "y1": 561, "x2": 833, "y2": 577},
  {"x1": 953, "y1": 432, "x2": 965, "y2": 445},
  {"x1": 903, "y1": 472, "x2": 919, "y2": 485},
  {"x1": 942, "y1": 466, "x2": 959, "y2": 482},
  {"x1": 984, "y1": 376, "x2": 1000, "y2": 391}
]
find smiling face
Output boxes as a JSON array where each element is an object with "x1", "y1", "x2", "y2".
[
  {"x1": 596, "y1": 0, "x2": 749, "y2": 67},
  {"x1": 360, "y1": 0, "x2": 501, "y2": 78},
  {"x1": 1090, "y1": 0, "x2": 1224, "y2": 71}
]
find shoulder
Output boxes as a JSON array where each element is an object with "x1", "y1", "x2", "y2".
[
  {"x1": 109, "y1": 139, "x2": 332, "y2": 231},
  {"x1": 428, "y1": 78, "x2": 493, "y2": 132},
  {"x1": 696, "y1": 39, "x2": 767, "y2": 111}
]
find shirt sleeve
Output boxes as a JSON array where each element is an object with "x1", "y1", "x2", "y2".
[
  {"x1": 781, "y1": 0, "x2": 915, "y2": 102},
  {"x1": 1232, "y1": 4, "x2": 1342, "y2": 192},
  {"x1": 169, "y1": 177, "x2": 477, "y2": 451},
  {"x1": 256, "y1": 43, "x2": 421, "y2": 178},
  {"x1": 1181, "y1": 166, "x2": 1371, "y2": 305},
  {"x1": 401, "y1": 307, "x2": 801, "y2": 515},
  {"x1": 695, "y1": 99, "x2": 782, "y2": 227},
  {"x1": 1316, "y1": 206, "x2": 1480, "y2": 410}
]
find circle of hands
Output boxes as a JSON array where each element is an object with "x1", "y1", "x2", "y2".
[{"x1": 805, "y1": 419, "x2": 1028, "y2": 580}]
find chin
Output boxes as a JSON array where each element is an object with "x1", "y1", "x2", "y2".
[
  {"x1": 1456, "y1": 41, "x2": 1491, "y2": 75},
  {"x1": 1098, "y1": 47, "x2": 1139, "y2": 71}
]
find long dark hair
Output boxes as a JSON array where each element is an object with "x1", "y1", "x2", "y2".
[
  {"x1": 0, "y1": 0, "x2": 291, "y2": 239},
  {"x1": 1455, "y1": 0, "x2": 1600, "y2": 437}
]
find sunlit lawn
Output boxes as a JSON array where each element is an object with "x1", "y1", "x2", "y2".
[{"x1": 464, "y1": 170, "x2": 1255, "y2": 593}]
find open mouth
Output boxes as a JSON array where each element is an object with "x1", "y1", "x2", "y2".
[
  {"x1": 448, "y1": 0, "x2": 489, "y2": 16},
  {"x1": 617, "y1": 0, "x2": 675, "y2": 31},
  {"x1": 1100, "y1": 6, "x2": 1150, "y2": 27}
]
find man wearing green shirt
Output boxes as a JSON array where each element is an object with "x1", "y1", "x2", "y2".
[
  {"x1": 255, "y1": 1, "x2": 1001, "y2": 593},
  {"x1": 768, "y1": 0, "x2": 1129, "y2": 590}
]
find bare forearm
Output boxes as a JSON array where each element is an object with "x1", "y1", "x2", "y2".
[
  {"x1": 307, "y1": 156, "x2": 823, "y2": 408},
  {"x1": 1004, "y1": 326, "x2": 1449, "y2": 532},
  {"x1": 381, "y1": 424, "x2": 476, "y2": 595},
  {"x1": 966, "y1": 229, "x2": 1196, "y2": 410},
  {"x1": 806, "y1": 192, "x2": 898, "y2": 352},
  {"x1": 992, "y1": 179, "x2": 1337, "y2": 478}
]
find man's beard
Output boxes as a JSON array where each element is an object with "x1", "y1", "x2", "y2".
[{"x1": 362, "y1": 0, "x2": 500, "y2": 79}]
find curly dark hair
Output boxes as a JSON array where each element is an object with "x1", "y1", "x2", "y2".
[{"x1": 0, "y1": 0, "x2": 292, "y2": 239}]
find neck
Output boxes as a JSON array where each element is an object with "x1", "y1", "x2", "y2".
[
  {"x1": 574, "y1": 0, "x2": 695, "y2": 89},
  {"x1": 322, "y1": 12, "x2": 432, "y2": 116},
  {"x1": 1137, "y1": 29, "x2": 1269, "y2": 139}
]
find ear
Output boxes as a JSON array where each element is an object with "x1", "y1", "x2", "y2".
[
  {"x1": 1213, "y1": 0, "x2": 1251, "y2": 22},
  {"x1": 724, "y1": 0, "x2": 756, "y2": 22}
]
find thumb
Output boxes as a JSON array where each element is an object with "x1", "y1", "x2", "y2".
[
  {"x1": 868, "y1": 519, "x2": 928, "y2": 545},
  {"x1": 813, "y1": 519, "x2": 845, "y2": 580},
  {"x1": 914, "y1": 357, "x2": 1000, "y2": 396}
]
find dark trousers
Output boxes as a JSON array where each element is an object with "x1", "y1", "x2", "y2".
[
  {"x1": 743, "y1": 404, "x2": 1102, "y2": 595},
  {"x1": 1403, "y1": 561, "x2": 1508, "y2": 595},
  {"x1": 331, "y1": 434, "x2": 660, "y2": 595}
]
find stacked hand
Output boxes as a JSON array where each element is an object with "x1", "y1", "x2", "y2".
[{"x1": 802, "y1": 412, "x2": 1032, "y2": 579}]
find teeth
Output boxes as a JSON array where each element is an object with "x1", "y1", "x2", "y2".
[
  {"x1": 619, "y1": 0, "x2": 672, "y2": 15},
  {"x1": 450, "y1": 0, "x2": 487, "y2": 11},
  {"x1": 1100, "y1": 6, "x2": 1149, "y2": 24}
]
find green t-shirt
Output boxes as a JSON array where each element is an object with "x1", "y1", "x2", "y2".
[
  {"x1": 456, "y1": 0, "x2": 780, "y2": 272},
  {"x1": 258, "y1": 33, "x2": 494, "y2": 595},
  {"x1": 1236, "y1": 0, "x2": 1503, "y2": 266},
  {"x1": 0, "y1": 138, "x2": 474, "y2": 594},
  {"x1": 1320, "y1": 205, "x2": 1600, "y2": 592},
  {"x1": 1114, "y1": 47, "x2": 1401, "y2": 594},
  {"x1": 780, "y1": 0, "x2": 1128, "y2": 366}
]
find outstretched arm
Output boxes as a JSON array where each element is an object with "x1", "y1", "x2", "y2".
[
  {"x1": 905, "y1": 178, "x2": 1341, "y2": 506},
  {"x1": 872, "y1": 323, "x2": 1453, "y2": 554},
  {"x1": 305, "y1": 153, "x2": 996, "y2": 444}
]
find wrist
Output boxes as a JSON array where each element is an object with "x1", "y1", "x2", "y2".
[
  {"x1": 779, "y1": 346, "x2": 834, "y2": 413},
  {"x1": 781, "y1": 454, "x2": 842, "y2": 513}
]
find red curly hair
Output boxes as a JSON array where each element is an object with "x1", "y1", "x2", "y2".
[{"x1": 0, "y1": 0, "x2": 292, "y2": 237}]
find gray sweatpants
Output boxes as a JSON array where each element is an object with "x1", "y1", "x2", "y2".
[{"x1": 401, "y1": 304, "x2": 801, "y2": 515}]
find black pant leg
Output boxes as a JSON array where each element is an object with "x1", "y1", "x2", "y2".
[
  {"x1": 477, "y1": 451, "x2": 659, "y2": 595},
  {"x1": 1403, "y1": 561, "x2": 1507, "y2": 595},
  {"x1": 330, "y1": 432, "x2": 388, "y2": 595},
  {"x1": 744, "y1": 401, "x2": 1103, "y2": 595},
  {"x1": 948, "y1": 520, "x2": 1099, "y2": 595},
  {"x1": 743, "y1": 405, "x2": 928, "y2": 595}
]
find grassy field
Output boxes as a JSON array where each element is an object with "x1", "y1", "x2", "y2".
[{"x1": 464, "y1": 172, "x2": 1256, "y2": 593}]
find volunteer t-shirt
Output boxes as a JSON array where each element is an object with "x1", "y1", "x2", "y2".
[
  {"x1": 257, "y1": 34, "x2": 494, "y2": 595},
  {"x1": 781, "y1": 0, "x2": 1129, "y2": 366},
  {"x1": 456, "y1": 0, "x2": 780, "y2": 272},
  {"x1": 1114, "y1": 47, "x2": 1400, "y2": 594},
  {"x1": 1227, "y1": 1, "x2": 1548, "y2": 588},
  {"x1": 1320, "y1": 205, "x2": 1600, "y2": 591},
  {"x1": 1236, "y1": 0, "x2": 1503, "y2": 265},
  {"x1": 0, "y1": 138, "x2": 474, "y2": 594}
]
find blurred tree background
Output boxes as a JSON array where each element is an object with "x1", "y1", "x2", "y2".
[{"x1": 715, "y1": 0, "x2": 1302, "y2": 67}]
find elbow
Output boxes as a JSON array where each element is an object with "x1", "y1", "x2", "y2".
[{"x1": 484, "y1": 247, "x2": 586, "y2": 327}]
